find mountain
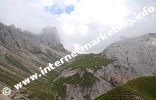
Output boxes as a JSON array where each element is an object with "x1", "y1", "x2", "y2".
[
  {"x1": 93, "y1": 33, "x2": 156, "y2": 100},
  {"x1": 0, "y1": 22, "x2": 156, "y2": 100},
  {"x1": 103, "y1": 33, "x2": 156, "y2": 78},
  {"x1": 95, "y1": 76, "x2": 156, "y2": 100},
  {"x1": 0, "y1": 22, "x2": 68, "y2": 99},
  {"x1": 53, "y1": 33, "x2": 156, "y2": 100}
]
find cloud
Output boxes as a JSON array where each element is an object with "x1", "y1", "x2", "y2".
[
  {"x1": 0, "y1": 0, "x2": 156, "y2": 52},
  {"x1": 0, "y1": 0, "x2": 61, "y2": 32}
]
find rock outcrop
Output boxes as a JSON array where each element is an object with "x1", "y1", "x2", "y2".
[
  {"x1": 58, "y1": 33, "x2": 156, "y2": 100},
  {"x1": 0, "y1": 22, "x2": 68, "y2": 100},
  {"x1": 103, "y1": 33, "x2": 156, "y2": 76}
]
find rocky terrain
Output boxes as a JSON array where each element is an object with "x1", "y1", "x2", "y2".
[
  {"x1": 0, "y1": 22, "x2": 68, "y2": 99},
  {"x1": 0, "y1": 22, "x2": 156, "y2": 100},
  {"x1": 103, "y1": 33, "x2": 156, "y2": 77},
  {"x1": 53, "y1": 33, "x2": 156, "y2": 100}
]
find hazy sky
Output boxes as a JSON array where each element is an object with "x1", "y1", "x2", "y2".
[{"x1": 0, "y1": 0, "x2": 156, "y2": 52}]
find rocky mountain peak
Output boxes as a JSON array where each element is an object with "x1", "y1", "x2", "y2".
[
  {"x1": 103, "y1": 33, "x2": 156, "y2": 76},
  {"x1": 40, "y1": 27, "x2": 61, "y2": 48},
  {"x1": 0, "y1": 22, "x2": 67, "y2": 53},
  {"x1": 147, "y1": 33, "x2": 156, "y2": 38}
]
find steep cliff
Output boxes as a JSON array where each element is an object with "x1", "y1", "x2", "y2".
[
  {"x1": 55, "y1": 33, "x2": 156, "y2": 100},
  {"x1": 0, "y1": 22, "x2": 68, "y2": 99},
  {"x1": 103, "y1": 33, "x2": 156, "y2": 76}
]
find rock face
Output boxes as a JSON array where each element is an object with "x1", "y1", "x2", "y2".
[
  {"x1": 59, "y1": 33, "x2": 156, "y2": 100},
  {"x1": 40, "y1": 27, "x2": 67, "y2": 52},
  {"x1": 40, "y1": 27, "x2": 61, "y2": 47},
  {"x1": 103, "y1": 33, "x2": 156, "y2": 76},
  {"x1": 0, "y1": 22, "x2": 68, "y2": 99},
  {"x1": 92, "y1": 33, "x2": 156, "y2": 99},
  {"x1": 0, "y1": 23, "x2": 67, "y2": 53}
]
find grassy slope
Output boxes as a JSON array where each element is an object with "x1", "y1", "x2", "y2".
[
  {"x1": 4, "y1": 54, "x2": 31, "y2": 73},
  {"x1": 95, "y1": 76, "x2": 156, "y2": 100},
  {"x1": 0, "y1": 54, "x2": 26, "y2": 86},
  {"x1": 0, "y1": 68, "x2": 22, "y2": 86},
  {"x1": 52, "y1": 70, "x2": 99, "y2": 97},
  {"x1": 26, "y1": 70, "x2": 59, "y2": 100},
  {"x1": 27, "y1": 53, "x2": 112, "y2": 99},
  {"x1": 49, "y1": 54, "x2": 111, "y2": 98},
  {"x1": 68, "y1": 53, "x2": 112, "y2": 70}
]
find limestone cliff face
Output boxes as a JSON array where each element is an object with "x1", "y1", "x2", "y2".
[
  {"x1": 40, "y1": 27, "x2": 67, "y2": 53},
  {"x1": 103, "y1": 33, "x2": 156, "y2": 76},
  {"x1": 58, "y1": 33, "x2": 156, "y2": 100},
  {"x1": 40, "y1": 27, "x2": 61, "y2": 47},
  {"x1": 0, "y1": 23, "x2": 67, "y2": 54},
  {"x1": 0, "y1": 23, "x2": 68, "y2": 98}
]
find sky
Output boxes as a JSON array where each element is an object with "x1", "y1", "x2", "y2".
[{"x1": 0, "y1": 0, "x2": 156, "y2": 52}]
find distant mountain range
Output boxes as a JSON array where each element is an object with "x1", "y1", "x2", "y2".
[{"x1": 0, "y1": 22, "x2": 156, "y2": 100}]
